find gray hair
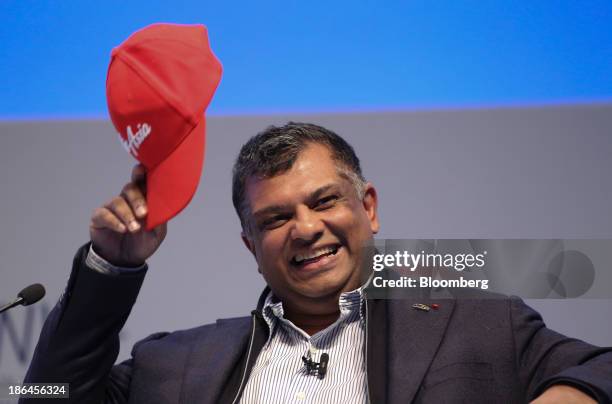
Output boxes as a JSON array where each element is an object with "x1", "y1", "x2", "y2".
[{"x1": 232, "y1": 122, "x2": 366, "y2": 233}]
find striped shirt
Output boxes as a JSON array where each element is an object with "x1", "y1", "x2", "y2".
[{"x1": 239, "y1": 289, "x2": 367, "y2": 404}]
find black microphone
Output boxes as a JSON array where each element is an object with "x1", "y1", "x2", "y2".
[
  {"x1": 302, "y1": 352, "x2": 330, "y2": 379},
  {"x1": 318, "y1": 353, "x2": 329, "y2": 378},
  {"x1": 0, "y1": 284, "x2": 46, "y2": 314}
]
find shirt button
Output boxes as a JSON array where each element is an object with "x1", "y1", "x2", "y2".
[{"x1": 295, "y1": 391, "x2": 306, "y2": 400}]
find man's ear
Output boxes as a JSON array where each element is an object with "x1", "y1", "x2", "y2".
[
  {"x1": 241, "y1": 231, "x2": 263, "y2": 274},
  {"x1": 362, "y1": 183, "x2": 380, "y2": 234},
  {"x1": 241, "y1": 231, "x2": 256, "y2": 258}
]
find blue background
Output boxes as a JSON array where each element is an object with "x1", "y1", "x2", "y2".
[{"x1": 1, "y1": 0, "x2": 611, "y2": 119}]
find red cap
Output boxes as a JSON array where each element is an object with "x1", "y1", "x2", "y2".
[{"x1": 106, "y1": 23, "x2": 222, "y2": 229}]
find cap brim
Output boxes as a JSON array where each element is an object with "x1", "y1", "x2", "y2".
[{"x1": 145, "y1": 117, "x2": 206, "y2": 230}]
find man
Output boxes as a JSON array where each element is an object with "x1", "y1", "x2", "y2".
[{"x1": 23, "y1": 123, "x2": 612, "y2": 403}]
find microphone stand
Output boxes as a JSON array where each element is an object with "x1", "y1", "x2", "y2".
[{"x1": 0, "y1": 297, "x2": 25, "y2": 314}]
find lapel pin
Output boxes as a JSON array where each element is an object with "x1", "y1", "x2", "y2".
[
  {"x1": 412, "y1": 303, "x2": 431, "y2": 312},
  {"x1": 412, "y1": 303, "x2": 440, "y2": 312}
]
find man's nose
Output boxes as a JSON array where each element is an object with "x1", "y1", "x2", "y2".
[{"x1": 290, "y1": 206, "x2": 324, "y2": 243}]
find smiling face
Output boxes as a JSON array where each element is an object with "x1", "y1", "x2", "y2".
[{"x1": 241, "y1": 143, "x2": 379, "y2": 314}]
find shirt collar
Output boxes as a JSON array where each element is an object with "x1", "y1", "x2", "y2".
[{"x1": 262, "y1": 287, "x2": 364, "y2": 344}]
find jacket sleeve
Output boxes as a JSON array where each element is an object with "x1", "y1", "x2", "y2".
[
  {"x1": 512, "y1": 296, "x2": 612, "y2": 403},
  {"x1": 20, "y1": 243, "x2": 147, "y2": 404}
]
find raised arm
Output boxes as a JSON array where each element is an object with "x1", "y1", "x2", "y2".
[{"x1": 21, "y1": 165, "x2": 167, "y2": 403}]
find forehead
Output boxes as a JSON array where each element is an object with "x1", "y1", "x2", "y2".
[{"x1": 244, "y1": 143, "x2": 349, "y2": 212}]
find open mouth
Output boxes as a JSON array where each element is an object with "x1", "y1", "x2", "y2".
[{"x1": 291, "y1": 245, "x2": 341, "y2": 267}]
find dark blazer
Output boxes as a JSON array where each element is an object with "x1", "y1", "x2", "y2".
[{"x1": 22, "y1": 244, "x2": 612, "y2": 403}]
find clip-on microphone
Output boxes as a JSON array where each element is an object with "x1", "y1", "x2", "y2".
[{"x1": 302, "y1": 352, "x2": 329, "y2": 379}]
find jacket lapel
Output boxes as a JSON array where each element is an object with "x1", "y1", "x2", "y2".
[
  {"x1": 179, "y1": 317, "x2": 252, "y2": 404},
  {"x1": 385, "y1": 296, "x2": 455, "y2": 404}
]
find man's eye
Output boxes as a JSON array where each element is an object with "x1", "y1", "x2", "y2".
[
  {"x1": 261, "y1": 215, "x2": 289, "y2": 230},
  {"x1": 314, "y1": 195, "x2": 338, "y2": 210}
]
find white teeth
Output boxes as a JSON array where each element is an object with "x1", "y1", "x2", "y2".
[{"x1": 294, "y1": 246, "x2": 337, "y2": 264}]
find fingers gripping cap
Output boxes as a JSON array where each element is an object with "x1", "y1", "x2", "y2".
[{"x1": 106, "y1": 23, "x2": 222, "y2": 229}]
